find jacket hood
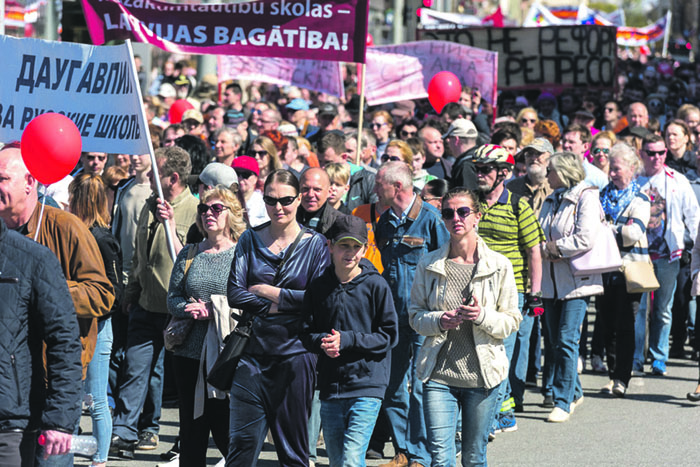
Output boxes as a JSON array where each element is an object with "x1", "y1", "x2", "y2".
[{"x1": 325, "y1": 257, "x2": 379, "y2": 290}]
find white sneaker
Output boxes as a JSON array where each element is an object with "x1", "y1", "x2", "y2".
[
  {"x1": 214, "y1": 459, "x2": 225, "y2": 467},
  {"x1": 547, "y1": 407, "x2": 570, "y2": 423},
  {"x1": 591, "y1": 354, "x2": 607, "y2": 373},
  {"x1": 577, "y1": 356, "x2": 584, "y2": 374},
  {"x1": 569, "y1": 396, "x2": 584, "y2": 414},
  {"x1": 600, "y1": 380, "x2": 614, "y2": 395}
]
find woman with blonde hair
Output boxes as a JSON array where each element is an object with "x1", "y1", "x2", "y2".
[
  {"x1": 167, "y1": 186, "x2": 246, "y2": 466},
  {"x1": 517, "y1": 107, "x2": 539, "y2": 131},
  {"x1": 249, "y1": 135, "x2": 282, "y2": 189},
  {"x1": 383, "y1": 139, "x2": 413, "y2": 167},
  {"x1": 590, "y1": 131, "x2": 617, "y2": 175},
  {"x1": 68, "y1": 173, "x2": 123, "y2": 467}
]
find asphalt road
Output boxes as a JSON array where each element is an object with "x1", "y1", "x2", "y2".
[{"x1": 75, "y1": 352, "x2": 700, "y2": 466}]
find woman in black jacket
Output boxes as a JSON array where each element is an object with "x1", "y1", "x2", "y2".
[{"x1": 69, "y1": 173, "x2": 123, "y2": 467}]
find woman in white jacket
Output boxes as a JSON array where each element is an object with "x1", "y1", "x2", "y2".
[
  {"x1": 538, "y1": 152, "x2": 604, "y2": 423},
  {"x1": 409, "y1": 188, "x2": 521, "y2": 467}
]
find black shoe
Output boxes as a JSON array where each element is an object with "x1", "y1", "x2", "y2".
[
  {"x1": 514, "y1": 403, "x2": 524, "y2": 413},
  {"x1": 160, "y1": 438, "x2": 180, "y2": 461},
  {"x1": 365, "y1": 448, "x2": 384, "y2": 460},
  {"x1": 670, "y1": 348, "x2": 686, "y2": 359},
  {"x1": 110, "y1": 435, "x2": 135, "y2": 459},
  {"x1": 542, "y1": 395, "x2": 554, "y2": 408},
  {"x1": 687, "y1": 392, "x2": 700, "y2": 402},
  {"x1": 136, "y1": 431, "x2": 159, "y2": 450}
]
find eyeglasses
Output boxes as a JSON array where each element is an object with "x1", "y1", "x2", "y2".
[
  {"x1": 604, "y1": 107, "x2": 616, "y2": 112},
  {"x1": 381, "y1": 155, "x2": 402, "y2": 163},
  {"x1": 235, "y1": 170, "x2": 256, "y2": 179},
  {"x1": 441, "y1": 206, "x2": 473, "y2": 220},
  {"x1": 592, "y1": 148, "x2": 610, "y2": 155},
  {"x1": 263, "y1": 195, "x2": 297, "y2": 206},
  {"x1": 370, "y1": 122, "x2": 387, "y2": 129},
  {"x1": 401, "y1": 130, "x2": 416, "y2": 138},
  {"x1": 250, "y1": 150, "x2": 268, "y2": 158},
  {"x1": 474, "y1": 165, "x2": 496, "y2": 175},
  {"x1": 644, "y1": 149, "x2": 666, "y2": 158},
  {"x1": 197, "y1": 203, "x2": 229, "y2": 216}
]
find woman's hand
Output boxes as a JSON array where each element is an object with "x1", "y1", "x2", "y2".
[
  {"x1": 184, "y1": 299, "x2": 212, "y2": 320},
  {"x1": 440, "y1": 309, "x2": 465, "y2": 330},
  {"x1": 249, "y1": 284, "x2": 281, "y2": 303},
  {"x1": 321, "y1": 329, "x2": 341, "y2": 358},
  {"x1": 459, "y1": 295, "x2": 483, "y2": 322}
]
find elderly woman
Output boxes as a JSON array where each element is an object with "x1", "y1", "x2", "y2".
[
  {"x1": 538, "y1": 152, "x2": 604, "y2": 423},
  {"x1": 664, "y1": 119, "x2": 694, "y2": 173},
  {"x1": 410, "y1": 188, "x2": 521, "y2": 466},
  {"x1": 167, "y1": 187, "x2": 247, "y2": 465},
  {"x1": 597, "y1": 143, "x2": 650, "y2": 397},
  {"x1": 590, "y1": 131, "x2": 617, "y2": 175}
]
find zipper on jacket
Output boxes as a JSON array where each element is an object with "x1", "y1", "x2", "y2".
[{"x1": 10, "y1": 355, "x2": 21, "y2": 406}]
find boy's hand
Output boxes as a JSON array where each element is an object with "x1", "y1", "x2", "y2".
[{"x1": 321, "y1": 329, "x2": 341, "y2": 358}]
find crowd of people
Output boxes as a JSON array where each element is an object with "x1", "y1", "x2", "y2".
[{"x1": 3, "y1": 51, "x2": 700, "y2": 467}]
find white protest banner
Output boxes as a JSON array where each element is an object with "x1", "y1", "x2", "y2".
[
  {"x1": 218, "y1": 55, "x2": 345, "y2": 98},
  {"x1": 364, "y1": 41, "x2": 497, "y2": 107},
  {"x1": 0, "y1": 36, "x2": 149, "y2": 155}
]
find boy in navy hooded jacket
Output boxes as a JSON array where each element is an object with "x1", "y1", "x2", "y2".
[{"x1": 302, "y1": 215, "x2": 398, "y2": 466}]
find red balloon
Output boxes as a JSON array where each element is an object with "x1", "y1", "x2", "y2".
[
  {"x1": 427, "y1": 71, "x2": 462, "y2": 114},
  {"x1": 21, "y1": 113, "x2": 82, "y2": 185},
  {"x1": 366, "y1": 33, "x2": 374, "y2": 47},
  {"x1": 169, "y1": 99, "x2": 194, "y2": 124}
]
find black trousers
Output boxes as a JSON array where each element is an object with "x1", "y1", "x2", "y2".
[{"x1": 0, "y1": 431, "x2": 37, "y2": 467}]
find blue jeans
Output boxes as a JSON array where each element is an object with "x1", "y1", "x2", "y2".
[
  {"x1": 84, "y1": 318, "x2": 113, "y2": 463},
  {"x1": 383, "y1": 326, "x2": 429, "y2": 465},
  {"x1": 543, "y1": 298, "x2": 589, "y2": 412},
  {"x1": 510, "y1": 311, "x2": 534, "y2": 406},
  {"x1": 634, "y1": 259, "x2": 679, "y2": 367},
  {"x1": 424, "y1": 381, "x2": 499, "y2": 467},
  {"x1": 321, "y1": 397, "x2": 382, "y2": 467},
  {"x1": 112, "y1": 306, "x2": 166, "y2": 442}
]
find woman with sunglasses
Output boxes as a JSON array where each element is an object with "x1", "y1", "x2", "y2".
[
  {"x1": 370, "y1": 110, "x2": 394, "y2": 159},
  {"x1": 517, "y1": 107, "x2": 539, "y2": 131},
  {"x1": 249, "y1": 135, "x2": 282, "y2": 190},
  {"x1": 232, "y1": 155, "x2": 269, "y2": 228},
  {"x1": 167, "y1": 187, "x2": 246, "y2": 466},
  {"x1": 538, "y1": 152, "x2": 605, "y2": 423},
  {"x1": 590, "y1": 131, "x2": 617, "y2": 175},
  {"x1": 227, "y1": 169, "x2": 330, "y2": 466},
  {"x1": 410, "y1": 188, "x2": 521, "y2": 466}
]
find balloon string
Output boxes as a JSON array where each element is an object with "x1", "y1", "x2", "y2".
[{"x1": 33, "y1": 184, "x2": 46, "y2": 242}]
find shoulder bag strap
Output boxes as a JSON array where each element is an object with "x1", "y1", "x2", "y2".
[{"x1": 272, "y1": 227, "x2": 308, "y2": 284}]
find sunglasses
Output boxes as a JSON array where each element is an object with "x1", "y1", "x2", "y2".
[
  {"x1": 474, "y1": 165, "x2": 496, "y2": 175},
  {"x1": 235, "y1": 170, "x2": 256, "y2": 179},
  {"x1": 441, "y1": 206, "x2": 473, "y2": 220},
  {"x1": 370, "y1": 122, "x2": 387, "y2": 129},
  {"x1": 197, "y1": 203, "x2": 229, "y2": 216},
  {"x1": 644, "y1": 149, "x2": 666, "y2": 158},
  {"x1": 86, "y1": 155, "x2": 107, "y2": 162},
  {"x1": 263, "y1": 195, "x2": 297, "y2": 207},
  {"x1": 520, "y1": 118, "x2": 537, "y2": 124},
  {"x1": 401, "y1": 130, "x2": 417, "y2": 138},
  {"x1": 250, "y1": 150, "x2": 268, "y2": 158},
  {"x1": 592, "y1": 148, "x2": 610, "y2": 155},
  {"x1": 381, "y1": 155, "x2": 402, "y2": 163}
]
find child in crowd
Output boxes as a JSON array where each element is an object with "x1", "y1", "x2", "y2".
[
  {"x1": 325, "y1": 162, "x2": 352, "y2": 214},
  {"x1": 302, "y1": 215, "x2": 398, "y2": 467}
]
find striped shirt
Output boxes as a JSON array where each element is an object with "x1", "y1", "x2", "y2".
[{"x1": 478, "y1": 189, "x2": 545, "y2": 292}]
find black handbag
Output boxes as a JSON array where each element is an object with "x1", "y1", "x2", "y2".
[
  {"x1": 206, "y1": 227, "x2": 307, "y2": 392},
  {"x1": 163, "y1": 245, "x2": 197, "y2": 352}
]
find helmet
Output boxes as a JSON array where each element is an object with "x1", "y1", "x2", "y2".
[{"x1": 471, "y1": 144, "x2": 515, "y2": 167}]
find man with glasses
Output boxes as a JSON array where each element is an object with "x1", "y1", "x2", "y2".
[
  {"x1": 78, "y1": 151, "x2": 108, "y2": 176},
  {"x1": 446, "y1": 119, "x2": 479, "y2": 191},
  {"x1": 397, "y1": 120, "x2": 420, "y2": 142},
  {"x1": 259, "y1": 108, "x2": 281, "y2": 133},
  {"x1": 112, "y1": 146, "x2": 198, "y2": 457},
  {"x1": 634, "y1": 134, "x2": 699, "y2": 376},
  {"x1": 373, "y1": 161, "x2": 449, "y2": 467},
  {"x1": 163, "y1": 124, "x2": 185, "y2": 148},
  {"x1": 471, "y1": 144, "x2": 544, "y2": 435}
]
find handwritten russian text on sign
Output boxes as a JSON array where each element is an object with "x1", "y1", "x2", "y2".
[
  {"x1": 418, "y1": 26, "x2": 617, "y2": 90},
  {"x1": 365, "y1": 41, "x2": 497, "y2": 107},
  {"x1": 80, "y1": 0, "x2": 370, "y2": 63},
  {"x1": 218, "y1": 56, "x2": 345, "y2": 98},
  {"x1": 0, "y1": 36, "x2": 149, "y2": 155}
]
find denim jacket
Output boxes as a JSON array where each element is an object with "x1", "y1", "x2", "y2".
[{"x1": 375, "y1": 196, "x2": 450, "y2": 326}]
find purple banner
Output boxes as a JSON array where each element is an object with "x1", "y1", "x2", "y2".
[{"x1": 80, "y1": 0, "x2": 369, "y2": 63}]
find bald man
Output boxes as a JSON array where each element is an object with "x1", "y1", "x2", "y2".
[
  {"x1": 296, "y1": 167, "x2": 347, "y2": 237},
  {"x1": 627, "y1": 102, "x2": 649, "y2": 129}
]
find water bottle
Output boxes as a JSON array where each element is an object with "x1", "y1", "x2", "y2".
[{"x1": 37, "y1": 433, "x2": 98, "y2": 457}]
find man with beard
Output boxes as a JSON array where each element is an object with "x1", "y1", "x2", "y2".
[
  {"x1": 471, "y1": 144, "x2": 544, "y2": 436},
  {"x1": 506, "y1": 138, "x2": 554, "y2": 216}
]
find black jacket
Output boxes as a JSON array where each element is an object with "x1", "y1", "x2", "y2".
[
  {"x1": 302, "y1": 259, "x2": 398, "y2": 400},
  {"x1": 450, "y1": 145, "x2": 479, "y2": 191},
  {"x1": 297, "y1": 202, "x2": 346, "y2": 238},
  {"x1": 0, "y1": 218, "x2": 82, "y2": 433},
  {"x1": 346, "y1": 168, "x2": 378, "y2": 213},
  {"x1": 91, "y1": 226, "x2": 124, "y2": 317}
]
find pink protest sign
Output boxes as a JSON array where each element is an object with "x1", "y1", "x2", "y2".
[
  {"x1": 365, "y1": 41, "x2": 497, "y2": 107},
  {"x1": 80, "y1": 0, "x2": 370, "y2": 63},
  {"x1": 218, "y1": 55, "x2": 345, "y2": 98}
]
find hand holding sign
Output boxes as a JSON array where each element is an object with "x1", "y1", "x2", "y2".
[
  {"x1": 169, "y1": 99, "x2": 194, "y2": 124},
  {"x1": 428, "y1": 71, "x2": 461, "y2": 114},
  {"x1": 21, "y1": 113, "x2": 81, "y2": 185}
]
